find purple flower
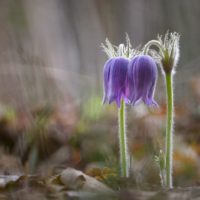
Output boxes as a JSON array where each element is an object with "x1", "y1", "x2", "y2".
[
  {"x1": 103, "y1": 57, "x2": 129, "y2": 107},
  {"x1": 127, "y1": 55, "x2": 158, "y2": 106}
]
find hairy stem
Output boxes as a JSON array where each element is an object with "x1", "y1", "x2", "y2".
[
  {"x1": 143, "y1": 40, "x2": 163, "y2": 55},
  {"x1": 118, "y1": 99, "x2": 129, "y2": 177},
  {"x1": 165, "y1": 73, "x2": 174, "y2": 188}
]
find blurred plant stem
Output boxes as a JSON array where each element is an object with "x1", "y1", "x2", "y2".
[
  {"x1": 165, "y1": 72, "x2": 174, "y2": 188},
  {"x1": 29, "y1": 146, "x2": 38, "y2": 174},
  {"x1": 118, "y1": 99, "x2": 129, "y2": 177}
]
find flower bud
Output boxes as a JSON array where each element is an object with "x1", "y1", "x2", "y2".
[{"x1": 158, "y1": 32, "x2": 180, "y2": 74}]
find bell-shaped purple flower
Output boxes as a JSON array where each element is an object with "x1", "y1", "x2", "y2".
[
  {"x1": 127, "y1": 55, "x2": 158, "y2": 106},
  {"x1": 103, "y1": 57, "x2": 129, "y2": 107}
]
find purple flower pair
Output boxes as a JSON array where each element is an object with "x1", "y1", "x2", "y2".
[{"x1": 103, "y1": 55, "x2": 158, "y2": 107}]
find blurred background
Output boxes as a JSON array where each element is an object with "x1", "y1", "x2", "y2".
[{"x1": 0, "y1": 0, "x2": 200, "y2": 191}]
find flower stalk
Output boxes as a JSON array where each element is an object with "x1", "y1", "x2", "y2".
[
  {"x1": 118, "y1": 44, "x2": 129, "y2": 177},
  {"x1": 118, "y1": 99, "x2": 129, "y2": 177},
  {"x1": 165, "y1": 72, "x2": 174, "y2": 188}
]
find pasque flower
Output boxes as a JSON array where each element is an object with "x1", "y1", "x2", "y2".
[
  {"x1": 143, "y1": 32, "x2": 180, "y2": 188},
  {"x1": 127, "y1": 55, "x2": 158, "y2": 106},
  {"x1": 103, "y1": 57, "x2": 129, "y2": 107},
  {"x1": 102, "y1": 39, "x2": 134, "y2": 178}
]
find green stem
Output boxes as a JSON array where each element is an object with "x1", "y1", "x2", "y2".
[
  {"x1": 118, "y1": 99, "x2": 129, "y2": 177},
  {"x1": 165, "y1": 73, "x2": 174, "y2": 188}
]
